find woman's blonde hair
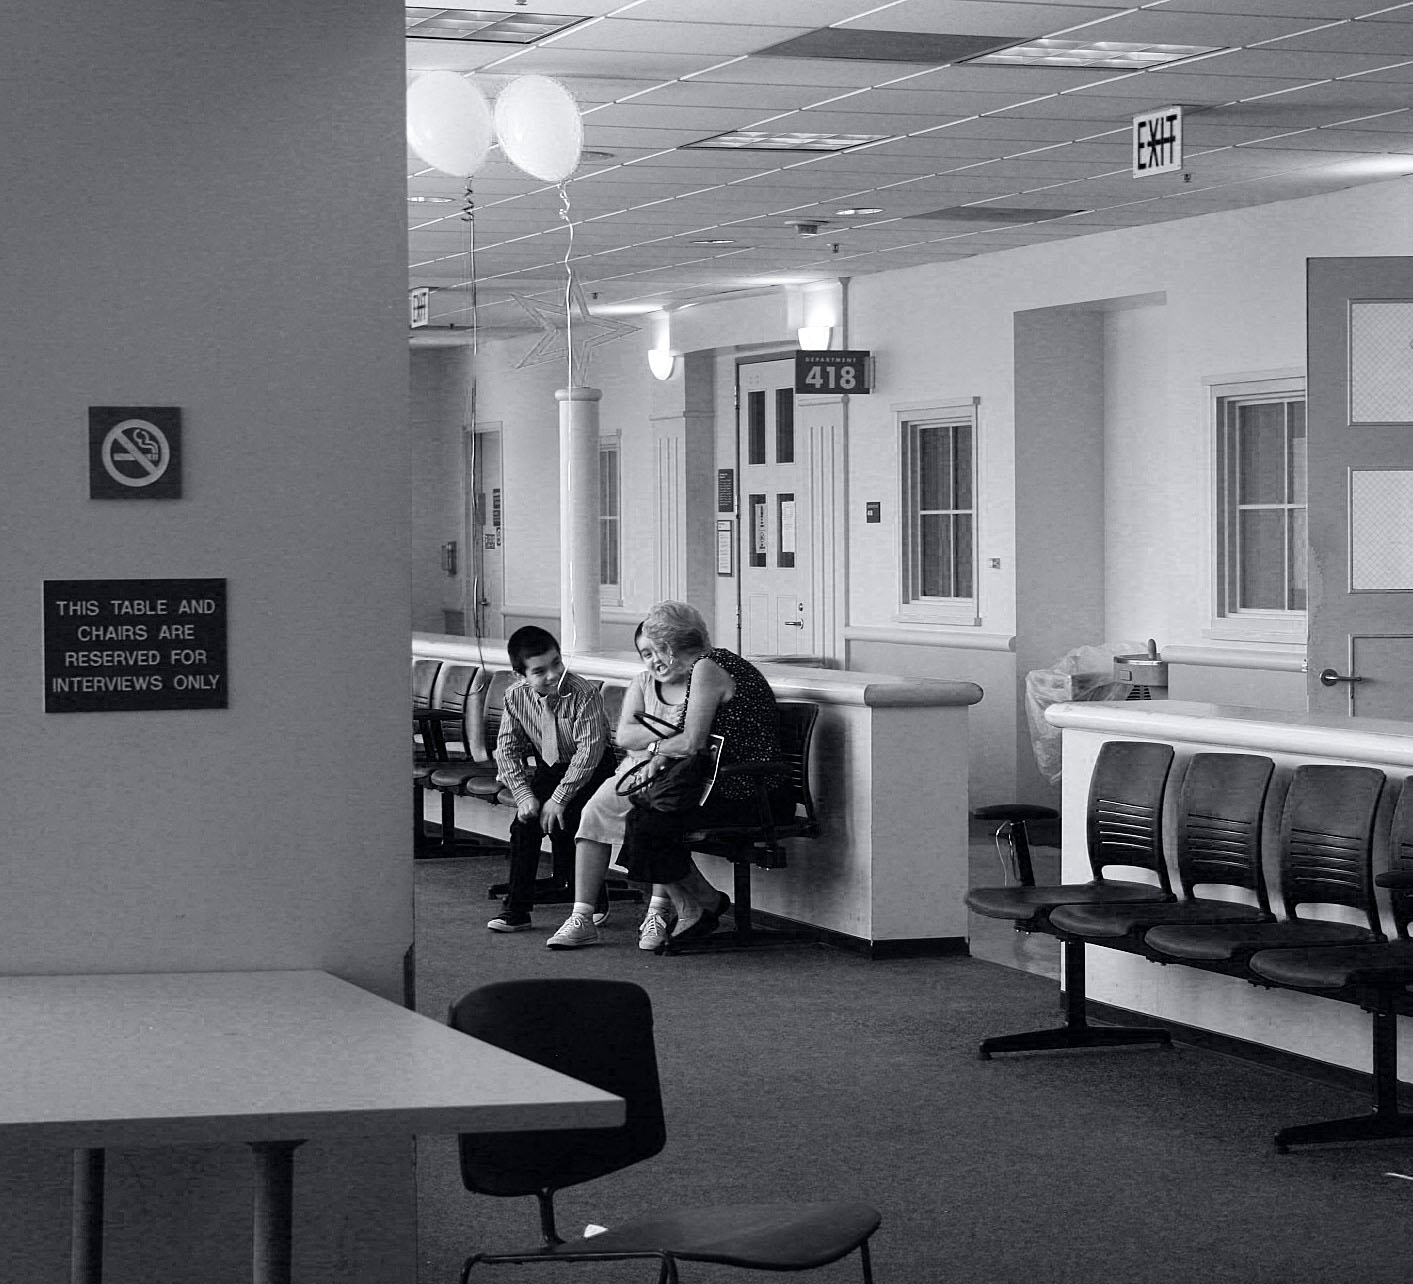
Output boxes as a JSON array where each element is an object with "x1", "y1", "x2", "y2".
[{"x1": 642, "y1": 600, "x2": 711, "y2": 657}]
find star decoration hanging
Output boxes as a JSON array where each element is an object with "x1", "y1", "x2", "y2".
[{"x1": 510, "y1": 278, "x2": 640, "y2": 386}]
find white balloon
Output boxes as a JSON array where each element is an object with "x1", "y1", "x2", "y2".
[
  {"x1": 407, "y1": 71, "x2": 493, "y2": 177},
  {"x1": 494, "y1": 75, "x2": 584, "y2": 184}
]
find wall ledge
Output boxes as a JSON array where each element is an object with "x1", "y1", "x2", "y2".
[
  {"x1": 845, "y1": 624, "x2": 1015, "y2": 652},
  {"x1": 1162, "y1": 643, "x2": 1305, "y2": 672},
  {"x1": 1047, "y1": 698, "x2": 1413, "y2": 768},
  {"x1": 413, "y1": 634, "x2": 983, "y2": 708}
]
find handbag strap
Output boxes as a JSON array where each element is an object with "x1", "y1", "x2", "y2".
[{"x1": 634, "y1": 710, "x2": 681, "y2": 738}]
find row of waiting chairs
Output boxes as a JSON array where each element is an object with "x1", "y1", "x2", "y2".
[{"x1": 968, "y1": 740, "x2": 1413, "y2": 1151}]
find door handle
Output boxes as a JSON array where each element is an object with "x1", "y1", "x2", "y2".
[
  {"x1": 1318, "y1": 667, "x2": 1364, "y2": 687},
  {"x1": 784, "y1": 619, "x2": 804, "y2": 628}
]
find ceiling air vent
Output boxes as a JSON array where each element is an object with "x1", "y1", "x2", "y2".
[{"x1": 754, "y1": 29, "x2": 1022, "y2": 64}]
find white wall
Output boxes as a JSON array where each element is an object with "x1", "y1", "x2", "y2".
[
  {"x1": 1, "y1": 2, "x2": 413, "y2": 1279},
  {"x1": 418, "y1": 175, "x2": 1413, "y2": 806}
]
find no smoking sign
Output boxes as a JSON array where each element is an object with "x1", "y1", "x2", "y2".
[{"x1": 89, "y1": 406, "x2": 182, "y2": 500}]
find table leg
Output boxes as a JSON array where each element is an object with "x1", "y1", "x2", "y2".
[
  {"x1": 70, "y1": 1148, "x2": 104, "y2": 1284},
  {"x1": 250, "y1": 1140, "x2": 304, "y2": 1284}
]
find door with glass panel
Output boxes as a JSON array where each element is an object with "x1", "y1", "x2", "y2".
[
  {"x1": 1307, "y1": 257, "x2": 1413, "y2": 718},
  {"x1": 737, "y1": 358, "x2": 812, "y2": 658}
]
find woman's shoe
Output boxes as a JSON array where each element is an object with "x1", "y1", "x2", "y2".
[
  {"x1": 669, "y1": 905, "x2": 721, "y2": 943},
  {"x1": 638, "y1": 910, "x2": 672, "y2": 952}
]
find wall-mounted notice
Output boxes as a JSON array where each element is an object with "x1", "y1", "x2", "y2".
[
  {"x1": 44, "y1": 578, "x2": 227, "y2": 713},
  {"x1": 89, "y1": 406, "x2": 182, "y2": 500}
]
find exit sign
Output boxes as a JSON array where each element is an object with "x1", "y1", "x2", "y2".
[
  {"x1": 1133, "y1": 106, "x2": 1182, "y2": 177},
  {"x1": 795, "y1": 350, "x2": 872, "y2": 395}
]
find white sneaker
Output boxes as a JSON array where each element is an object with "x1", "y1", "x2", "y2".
[
  {"x1": 546, "y1": 913, "x2": 601, "y2": 950},
  {"x1": 593, "y1": 905, "x2": 611, "y2": 927},
  {"x1": 638, "y1": 910, "x2": 671, "y2": 952}
]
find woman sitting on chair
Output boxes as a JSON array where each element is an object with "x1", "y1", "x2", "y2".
[
  {"x1": 626, "y1": 600, "x2": 787, "y2": 943},
  {"x1": 546, "y1": 621, "x2": 694, "y2": 952}
]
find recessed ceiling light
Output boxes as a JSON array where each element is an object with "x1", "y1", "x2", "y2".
[
  {"x1": 690, "y1": 238, "x2": 737, "y2": 245},
  {"x1": 968, "y1": 38, "x2": 1221, "y2": 69},
  {"x1": 404, "y1": 7, "x2": 587, "y2": 45},
  {"x1": 407, "y1": 194, "x2": 459, "y2": 204},
  {"x1": 835, "y1": 207, "x2": 883, "y2": 216},
  {"x1": 687, "y1": 130, "x2": 891, "y2": 152}
]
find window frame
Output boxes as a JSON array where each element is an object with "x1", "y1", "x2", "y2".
[
  {"x1": 895, "y1": 397, "x2": 979, "y2": 627},
  {"x1": 598, "y1": 435, "x2": 621, "y2": 603},
  {"x1": 1206, "y1": 370, "x2": 1307, "y2": 643}
]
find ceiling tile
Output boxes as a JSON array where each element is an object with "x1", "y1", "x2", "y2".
[
  {"x1": 841, "y1": 1, "x2": 1131, "y2": 38},
  {"x1": 545, "y1": 18, "x2": 813, "y2": 56}
]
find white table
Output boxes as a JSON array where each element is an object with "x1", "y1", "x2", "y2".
[{"x1": 0, "y1": 970, "x2": 623, "y2": 1284}]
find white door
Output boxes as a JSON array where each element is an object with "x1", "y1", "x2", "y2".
[
  {"x1": 1307, "y1": 257, "x2": 1413, "y2": 718},
  {"x1": 737, "y1": 358, "x2": 812, "y2": 658},
  {"x1": 466, "y1": 426, "x2": 504, "y2": 640}
]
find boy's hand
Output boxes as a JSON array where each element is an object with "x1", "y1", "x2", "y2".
[
  {"x1": 540, "y1": 797, "x2": 568, "y2": 833},
  {"x1": 517, "y1": 799, "x2": 541, "y2": 824}
]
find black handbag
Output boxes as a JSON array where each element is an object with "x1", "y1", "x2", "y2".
[{"x1": 615, "y1": 711, "x2": 724, "y2": 813}]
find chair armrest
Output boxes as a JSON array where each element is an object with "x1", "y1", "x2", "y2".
[{"x1": 1375, "y1": 872, "x2": 1413, "y2": 890}]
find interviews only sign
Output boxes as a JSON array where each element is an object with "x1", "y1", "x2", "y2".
[{"x1": 43, "y1": 578, "x2": 227, "y2": 713}]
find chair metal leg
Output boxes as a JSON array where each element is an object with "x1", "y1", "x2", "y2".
[
  {"x1": 978, "y1": 941, "x2": 1172, "y2": 1059},
  {"x1": 859, "y1": 1237, "x2": 874, "y2": 1284},
  {"x1": 1274, "y1": 1003, "x2": 1413, "y2": 1151}
]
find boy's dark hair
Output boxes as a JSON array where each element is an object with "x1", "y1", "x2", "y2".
[{"x1": 507, "y1": 625, "x2": 561, "y2": 674}]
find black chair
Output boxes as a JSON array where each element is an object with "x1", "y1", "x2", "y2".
[
  {"x1": 1144, "y1": 763, "x2": 1386, "y2": 976},
  {"x1": 422, "y1": 668, "x2": 513, "y2": 857},
  {"x1": 665, "y1": 699, "x2": 822, "y2": 954},
  {"x1": 450, "y1": 979, "x2": 880, "y2": 1284},
  {"x1": 415, "y1": 662, "x2": 482, "y2": 852},
  {"x1": 971, "y1": 803, "x2": 1059, "y2": 889},
  {"x1": 1247, "y1": 774, "x2": 1413, "y2": 1152},
  {"x1": 966, "y1": 738, "x2": 1176, "y2": 1057},
  {"x1": 1048, "y1": 752, "x2": 1276, "y2": 954}
]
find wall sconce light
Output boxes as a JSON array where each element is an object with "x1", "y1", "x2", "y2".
[
  {"x1": 797, "y1": 324, "x2": 832, "y2": 351},
  {"x1": 647, "y1": 308, "x2": 678, "y2": 380}
]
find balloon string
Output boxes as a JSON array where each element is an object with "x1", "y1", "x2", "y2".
[{"x1": 559, "y1": 182, "x2": 574, "y2": 388}]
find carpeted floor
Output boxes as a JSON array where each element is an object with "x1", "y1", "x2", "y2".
[{"x1": 412, "y1": 854, "x2": 1413, "y2": 1284}]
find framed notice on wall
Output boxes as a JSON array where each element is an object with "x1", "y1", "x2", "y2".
[
  {"x1": 43, "y1": 578, "x2": 227, "y2": 713},
  {"x1": 716, "y1": 520, "x2": 734, "y2": 576}
]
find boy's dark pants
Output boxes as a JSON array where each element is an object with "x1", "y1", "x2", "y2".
[{"x1": 503, "y1": 749, "x2": 616, "y2": 915}]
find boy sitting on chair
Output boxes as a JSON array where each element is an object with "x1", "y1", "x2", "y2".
[{"x1": 487, "y1": 626, "x2": 616, "y2": 934}]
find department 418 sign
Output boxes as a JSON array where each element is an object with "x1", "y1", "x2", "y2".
[{"x1": 794, "y1": 350, "x2": 873, "y2": 395}]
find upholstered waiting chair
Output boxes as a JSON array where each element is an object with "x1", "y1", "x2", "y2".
[
  {"x1": 966, "y1": 738, "x2": 1175, "y2": 1057},
  {"x1": 1144, "y1": 763, "x2": 1386, "y2": 976},
  {"x1": 1247, "y1": 775, "x2": 1413, "y2": 1152},
  {"x1": 1048, "y1": 752, "x2": 1276, "y2": 955},
  {"x1": 670, "y1": 699, "x2": 822, "y2": 953},
  {"x1": 450, "y1": 979, "x2": 881, "y2": 1284}
]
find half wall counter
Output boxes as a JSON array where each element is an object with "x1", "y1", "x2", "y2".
[{"x1": 414, "y1": 633, "x2": 983, "y2": 954}]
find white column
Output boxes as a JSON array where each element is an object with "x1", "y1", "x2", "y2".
[{"x1": 557, "y1": 385, "x2": 601, "y2": 653}]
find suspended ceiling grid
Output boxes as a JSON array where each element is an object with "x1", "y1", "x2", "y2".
[{"x1": 405, "y1": 0, "x2": 1413, "y2": 336}]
